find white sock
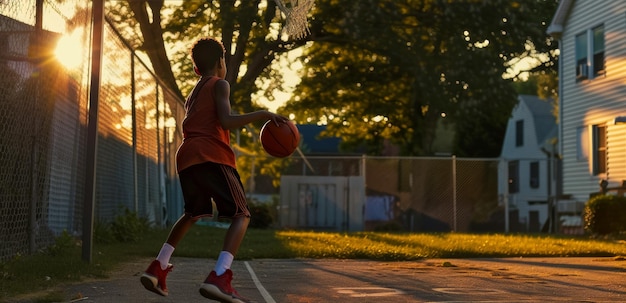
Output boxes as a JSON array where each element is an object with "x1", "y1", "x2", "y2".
[
  {"x1": 214, "y1": 251, "x2": 234, "y2": 276},
  {"x1": 156, "y1": 243, "x2": 175, "y2": 270}
]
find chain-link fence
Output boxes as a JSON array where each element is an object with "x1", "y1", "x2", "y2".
[
  {"x1": 0, "y1": 1, "x2": 185, "y2": 261},
  {"x1": 270, "y1": 155, "x2": 582, "y2": 234},
  {"x1": 253, "y1": 155, "x2": 503, "y2": 233}
]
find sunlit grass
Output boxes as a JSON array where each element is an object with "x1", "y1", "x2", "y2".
[
  {"x1": 3, "y1": 226, "x2": 626, "y2": 301},
  {"x1": 274, "y1": 231, "x2": 626, "y2": 259}
]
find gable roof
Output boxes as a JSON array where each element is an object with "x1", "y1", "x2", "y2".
[
  {"x1": 547, "y1": 0, "x2": 574, "y2": 38},
  {"x1": 297, "y1": 124, "x2": 342, "y2": 154},
  {"x1": 518, "y1": 95, "x2": 557, "y2": 146}
]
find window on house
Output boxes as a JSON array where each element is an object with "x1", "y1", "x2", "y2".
[
  {"x1": 529, "y1": 161, "x2": 539, "y2": 189},
  {"x1": 592, "y1": 125, "x2": 606, "y2": 175},
  {"x1": 575, "y1": 32, "x2": 588, "y2": 80},
  {"x1": 515, "y1": 120, "x2": 524, "y2": 147},
  {"x1": 592, "y1": 25, "x2": 605, "y2": 76},
  {"x1": 508, "y1": 160, "x2": 519, "y2": 193},
  {"x1": 575, "y1": 24, "x2": 605, "y2": 80}
]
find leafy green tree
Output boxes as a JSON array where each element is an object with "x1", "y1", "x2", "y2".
[
  {"x1": 283, "y1": 0, "x2": 559, "y2": 157},
  {"x1": 106, "y1": 0, "x2": 314, "y2": 187},
  {"x1": 111, "y1": 0, "x2": 558, "y2": 159}
]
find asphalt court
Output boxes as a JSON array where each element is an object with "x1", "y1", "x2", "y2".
[{"x1": 14, "y1": 257, "x2": 626, "y2": 302}]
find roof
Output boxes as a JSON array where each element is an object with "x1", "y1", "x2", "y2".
[
  {"x1": 547, "y1": 0, "x2": 574, "y2": 38},
  {"x1": 518, "y1": 95, "x2": 557, "y2": 146},
  {"x1": 297, "y1": 124, "x2": 342, "y2": 154}
]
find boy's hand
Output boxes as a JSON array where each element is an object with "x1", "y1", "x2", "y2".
[{"x1": 268, "y1": 112, "x2": 289, "y2": 126}]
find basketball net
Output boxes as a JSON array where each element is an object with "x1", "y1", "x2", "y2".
[{"x1": 274, "y1": 0, "x2": 314, "y2": 39}]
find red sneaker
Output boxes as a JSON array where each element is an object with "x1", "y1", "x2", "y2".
[
  {"x1": 199, "y1": 269, "x2": 250, "y2": 303},
  {"x1": 140, "y1": 260, "x2": 173, "y2": 296}
]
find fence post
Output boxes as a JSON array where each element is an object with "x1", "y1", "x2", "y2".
[
  {"x1": 29, "y1": 0, "x2": 44, "y2": 257},
  {"x1": 452, "y1": 155, "x2": 457, "y2": 232},
  {"x1": 500, "y1": 158, "x2": 509, "y2": 233},
  {"x1": 131, "y1": 52, "x2": 138, "y2": 213},
  {"x1": 156, "y1": 84, "x2": 163, "y2": 226},
  {"x1": 82, "y1": 0, "x2": 105, "y2": 263}
]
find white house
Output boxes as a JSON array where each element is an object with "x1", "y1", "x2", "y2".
[
  {"x1": 499, "y1": 95, "x2": 558, "y2": 232},
  {"x1": 548, "y1": 0, "x2": 626, "y2": 203}
]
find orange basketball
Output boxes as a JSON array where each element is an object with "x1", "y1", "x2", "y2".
[{"x1": 260, "y1": 120, "x2": 300, "y2": 158}]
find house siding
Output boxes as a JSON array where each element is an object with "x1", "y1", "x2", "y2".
[
  {"x1": 499, "y1": 96, "x2": 556, "y2": 231},
  {"x1": 559, "y1": 0, "x2": 626, "y2": 202}
]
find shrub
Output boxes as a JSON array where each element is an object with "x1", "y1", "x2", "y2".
[
  {"x1": 373, "y1": 221, "x2": 404, "y2": 232},
  {"x1": 249, "y1": 202, "x2": 274, "y2": 229},
  {"x1": 94, "y1": 221, "x2": 116, "y2": 244},
  {"x1": 46, "y1": 230, "x2": 77, "y2": 256},
  {"x1": 110, "y1": 207, "x2": 151, "y2": 242},
  {"x1": 583, "y1": 195, "x2": 626, "y2": 235}
]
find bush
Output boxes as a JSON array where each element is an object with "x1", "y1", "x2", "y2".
[
  {"x1": 583, "y1": 195, "x2": 626, "y2": 235},
  {"x1": 94, "y1": 221, "x2": 116, "y2": 244},
  {"x1": 46, "y1": 230, "x2": 78, "y2": 256},
  {"x1": 110, "y1": 207, "x2": 151, "y2": 242},
  {"x1": 373, "y1": 221, "x2": 404, "y2": 232},
  {"x1": 249, "y1": 202, "x2": 274, "y2": 229}
]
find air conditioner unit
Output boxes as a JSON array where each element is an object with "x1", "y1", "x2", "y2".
[{"x1": 577, "y1": 63, "x2": 588, "y2": 80}]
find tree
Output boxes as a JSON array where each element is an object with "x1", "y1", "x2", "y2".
[
  {"x1": 111, "y1": 0, "x2": 559, "y2": 159},
  {"x1": 108, "y1": 0, "x2": 313, "y2": 112},
  {"x1": 283, "y1": 0, "x2": 559, "y2": 157},
  {"x1": 107, "y1": 0, "x2": 316, "y2": 186}
]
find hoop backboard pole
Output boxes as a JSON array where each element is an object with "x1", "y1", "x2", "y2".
[{"x1": 295, "y1": 147, "x2": 315, "y2": 174}]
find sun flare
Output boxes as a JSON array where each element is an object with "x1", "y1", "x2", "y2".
[{"x1": 54, "y1": 29, "x2": 85, "y2": 69}]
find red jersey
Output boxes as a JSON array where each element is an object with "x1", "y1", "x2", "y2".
[{"x1": 176, "y1": 76, "x2": 236, "y2": 173}]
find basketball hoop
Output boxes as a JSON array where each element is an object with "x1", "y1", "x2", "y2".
[{"x1": 274, "y1": 0, "x2": 314, "y2": 39}]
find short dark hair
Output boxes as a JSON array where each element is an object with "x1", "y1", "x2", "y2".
[{"x1": 191, "y1": 38, "x2": 225, "y2": 75}]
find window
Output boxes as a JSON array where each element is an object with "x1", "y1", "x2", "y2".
[
  {"x1": 515, "y1": 120, "x2": 524, "y2": 147},
  {"x1": 508, "y1": 160, "x2": 519, "y2": 193},
  {"x1": 575, "y1": 25, "x2": 605, "y2": 80},
  {"x1": 592, "y1": 26, "x2": 605, "y2": 76},
  {"x1": 529, "y1": 161, "x2": 539, "y2": 188},
  {"x1": 575, "y1": 32, "x2": 588, "y2": 79},
  {"x1": 592, "y1": 125, "x2": 606, "y2": 175}
]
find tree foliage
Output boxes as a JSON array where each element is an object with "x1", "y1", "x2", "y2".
[
  {"x1": 107, "y1": 0, "x2": 318, "y2": 187},
  {"x1": 283, "y1": 0, "x2": 559, "y2": 157},
  {"x1": 111, "y1": 0, "x2": 559, "y2": 161}
]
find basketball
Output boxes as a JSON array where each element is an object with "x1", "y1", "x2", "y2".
[{"x1": 260, "y1": 120, "x2": 300, "y2": 158}]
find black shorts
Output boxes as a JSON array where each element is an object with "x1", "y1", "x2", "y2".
[{"x1": 178, "y1": 161, "x2": 250, "y2": 219}]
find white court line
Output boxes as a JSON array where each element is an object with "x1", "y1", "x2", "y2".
[{"x1": 244, "y1": 261, "x2": 276, "y2": 303}]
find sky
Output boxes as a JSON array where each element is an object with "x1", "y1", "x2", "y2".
[
  {"x1": 253, "y1": 49, "x2": 304, "y2": 112},
  {"x1": 48, "y1": 1, "x2": 540, "y2": 113}
]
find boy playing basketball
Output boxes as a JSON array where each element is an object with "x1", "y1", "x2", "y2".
[{"x1": 140, "y1": 37, "x2": 288, "y2": 302}]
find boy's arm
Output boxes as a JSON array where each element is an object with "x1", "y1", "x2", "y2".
[{"x1": 215, "y1": 79, "x2": 288, "y2": 129}]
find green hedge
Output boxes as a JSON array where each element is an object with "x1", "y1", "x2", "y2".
[{"x1": 583, "y1": 195, "x2": 626, "y2": 235}]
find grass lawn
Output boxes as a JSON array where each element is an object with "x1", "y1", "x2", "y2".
[{"x1": 2, "y1": 225, "x2": 626, "y2": 301}]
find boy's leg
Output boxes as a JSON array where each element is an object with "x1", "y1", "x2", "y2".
[
  {"x1": 141, "y1": 213, "x2": 198, "y2": 296},
  {"x1": 199, "y1": 165, "x2": 252, "y2": 302},
  {"x1": 200, "y1": 216, "x2": 251, "y2": 302},
  {"x1": 156, "y1": 213, "x2": 198, "y2": 267},
  {"x1": 166, "y1": 213, "x2": 199, "y2": 247},
  {"x1": 213, "y1": 215, "x2": 250, "y2": 275},
  {"x1": 222, "y1": 215, "x2": 250, "y2": 255}
]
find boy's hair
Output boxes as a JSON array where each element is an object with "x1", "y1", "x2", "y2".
[{"x1": 191, "y1": 38, "x2": 225, "y2": 75}]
